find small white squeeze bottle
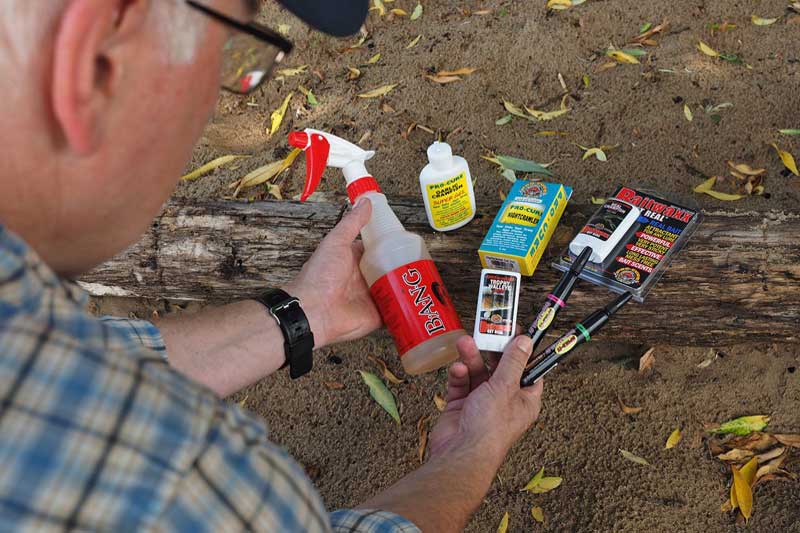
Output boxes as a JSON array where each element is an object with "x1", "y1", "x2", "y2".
[{"x1": 419, "y1": 142, "x2": 476, "y2": 232}]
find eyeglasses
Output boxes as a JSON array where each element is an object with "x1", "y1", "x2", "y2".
[{"x1": 185, "y1": 0, "x2": 293, "y2": 95}]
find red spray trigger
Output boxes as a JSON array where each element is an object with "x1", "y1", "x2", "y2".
[{"x1": 289, "y1": 131, "x2": 331, "y2": 202}]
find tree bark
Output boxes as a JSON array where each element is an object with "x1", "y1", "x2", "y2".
[{"x1": 81, "y1": 198, "x2": 800, "y2": 345}]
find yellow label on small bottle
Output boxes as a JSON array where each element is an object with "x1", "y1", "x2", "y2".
[
  {"x1": 426, "y1": 172, "x2": 472, "y2": 228},
  {"x1": 499, "y1": 203, "x2": 543, "y2": 228}
]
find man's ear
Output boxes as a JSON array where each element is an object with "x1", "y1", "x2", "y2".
[{"x1": 52, "y1": 0, "x2": 150, "y2": 155}]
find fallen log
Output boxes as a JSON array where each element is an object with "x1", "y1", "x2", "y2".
[{"x1": 81, "y1": 198, "x2": 800, "y2": 345}]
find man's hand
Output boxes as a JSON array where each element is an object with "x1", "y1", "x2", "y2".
[
  {"x1": 428, "y1": 334, "x2": 544, "y2": 462},
  {"x1": 284, "y1": 199, "x2": 382, "y2": 349}
]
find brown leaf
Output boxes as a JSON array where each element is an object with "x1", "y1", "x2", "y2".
[
  {"x1": 726, "y1": 160, "x2": 766, "y2": 176},
  {"x1": 417, "y1": 414, "x2": 431, "y2": 463},
  {"x1": 436, "y1": 67, "x2": 478, "y2": 77},
  {"x1": 755, "y1": 446, "x2": 786, "y2": 463},
  {"x1": 631, "y1": 21, "x2": 668, "y2": 44},
  {"x1": 773, "y1": 434, "x2": 800, "y2": 448},
  {"x1": 324, "y1": 381, "x2": 345, "y2": 390},
  {"x1": 425, "y1": 74, "x2": 463, "y2": 84},
  {"x1": 727, "y1": 432, "x2": 778, "y2": 452},
  {"x1": 433, "y1": 393, "x2": 447, "y2": 411},
  {"x1": 368, "y1": 355, "x2": 404, "y2": 385},
  {"x1": 638, "y1": 347, "x2": 656, "y2": 375},
  {"x1": 381, "y1": 102, "x2": 396, "y2": 114},
  {"x1": 618, "y1": 395, "x2": 643, "y2": 414},
  {"x1": 716, "y1": 448, "x2": 755, "y2": 462}
]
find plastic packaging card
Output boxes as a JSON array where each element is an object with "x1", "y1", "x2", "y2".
[{"x1": 553, "y1": 186, "x2": 702, "y2": 302}]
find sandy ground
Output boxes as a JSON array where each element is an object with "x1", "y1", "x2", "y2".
[{"x1": 95, "y1": 0, "x2": 800, "y2": 530}]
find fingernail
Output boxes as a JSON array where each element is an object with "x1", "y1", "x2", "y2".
[{"x1": 516, "y1": 335, "x2": 533, "y2": 354}]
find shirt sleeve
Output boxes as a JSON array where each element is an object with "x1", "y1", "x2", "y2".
[
  {"x1": 99, "y1": 316, "x2": 168, "y2": 361},
  {"x1": 330, "y1": 509, "x2": 420, "y2": 533}
]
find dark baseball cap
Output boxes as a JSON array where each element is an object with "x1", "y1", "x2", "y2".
[{"x1": 278, "y1": 0, "x2": 369, "y2": 37}]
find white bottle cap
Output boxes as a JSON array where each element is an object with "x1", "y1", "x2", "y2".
[{"x1": 427, "y1": 142, "x2": 453, "y2": 170}]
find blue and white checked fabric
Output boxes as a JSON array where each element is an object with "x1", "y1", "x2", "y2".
[{"x1": 0, "y1": 225, "x2": 419, "y2": 532}]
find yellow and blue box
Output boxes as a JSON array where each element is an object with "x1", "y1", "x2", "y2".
[{"x1": 478, "y1": 180, "x2": 572, "y2": 276}]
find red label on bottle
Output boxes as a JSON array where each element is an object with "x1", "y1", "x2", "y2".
[{"x1": 369, "y1": 259, "x2": 463, "y2": 356}]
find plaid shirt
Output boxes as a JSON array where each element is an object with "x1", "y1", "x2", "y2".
[{"x1": 0, "y1": 225, "x2": 419, "y2": 532}]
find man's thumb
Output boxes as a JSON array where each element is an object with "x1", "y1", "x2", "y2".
[{"x1": 331, "y1": 198, "x2": 372, "y2": 242}]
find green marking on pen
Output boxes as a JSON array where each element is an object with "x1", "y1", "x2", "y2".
[{"x1": 576, "y1": 323, "x2": 591, "y2": 342}]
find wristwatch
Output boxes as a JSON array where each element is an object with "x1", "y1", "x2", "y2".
[{"x1": 255, "y1": 289, "x2": 315, "y2": 379}]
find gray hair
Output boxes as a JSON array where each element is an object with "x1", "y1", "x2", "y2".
[{"x1": 0, "y1": 0, "x2": 206, "y2": 68}]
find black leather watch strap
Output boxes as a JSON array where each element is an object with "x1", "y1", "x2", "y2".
[{"x1": 255, "y1": 289, "x2": 315, "y2": 379}]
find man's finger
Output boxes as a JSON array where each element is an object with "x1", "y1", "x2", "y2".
[
  {"x1": 328, "y1": 198, "x2": 372, "y2": 244},
  {"x1": 492, "y1": 335, "x2": 534, "y2": 386},
  {"x1": 445, "y1": 362, "x2": 471, "y2": 402},
  {"x1": 456, "y1": 335, "x2": 490, "y2": 388}
]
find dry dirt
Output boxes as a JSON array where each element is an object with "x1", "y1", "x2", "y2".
[{"x1": 95, "y1": 0, "x2": 800, "y2": 531}]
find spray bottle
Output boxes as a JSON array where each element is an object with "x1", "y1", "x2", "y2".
[{"x1": 289, "y1": 129, "x2": 466, "y2": 375}]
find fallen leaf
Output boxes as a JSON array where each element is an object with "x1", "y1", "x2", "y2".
[
  {"x1": 324, "y1": 381, "x2": 345, "y2": 390},
  {"x1": 727, "y1": 161, "x2": 766, "y2": 176},
  {"x1": 410, "y1": 2, "x2": 423, "y2": 20},
  {"x1": 773, "y1": 434, "x2": 800, "y2": 448},
  {"x1": 358, "y1": 84, "x2": 398, "y2": 98},
  {"x1": 358, "y1": 370, "x2": 400, "y2": 424},
  {"x1": 437, "y1": 67, "x2": 478, "y2": 76},
  {"x1": 366, "y1": 53, "x2": 381, "y2": 64},
  {"x1": 771, "y1": 143, "x2": 799, "y2": 176},
  {"x1": 666, "y1": 428, "x2": 682, "y2": 449},
  {"x1": 697, "y1": 41, "x2": 720, "y2": 57},
  {"x1": 727, "y1": 432, "x2": 778, "y2": 452},
  {"x1": 298, "y1": 85, "x2": 319, "y2": 106},
  {"x1": 496, "y1": 512, "x2": 509, "y2": 533},
  {"x1": 390, "y1": 8, "x2": 407, "y2": 16},
  {"x1": 751, "y1": 15, "x2": 779, "y2": 26},
  {"x1": 496, "y1": 114, "x2": 513, "y2": 126},
  {"x1": 269, "y1": 92, "x2": 294, "y2": 136},
  {"x1": 521, "y1": 467, "x2": 545, "y2": 491},
  {"x1": 381, "y1": 102, "x2": 395, "y2": 114},
  {"x1": 618, "y1": 396, "x2": 643, "y2": 415},
  {"x1": 546, "y1": 0, "x2": 572, "y2": 9},
  {"x1": 531, "y1": 506, "x2": 545, "y2": 523},
  {"x1": 525, "y1": 94, "x2": 571, "y2": 121},
  {"x1": 406, "y1": 34, "x2": 422, "y2": 48},
  {"x1": 620, "y1": 449, "x2": 650, "y2": 466},
  {"x1": 731, "y1": 457, "x2": 759, "y2": 510},
  {"x1": 581, "y1": 147, "x2": 608, "y2": 161},
  {"x1": 347, "y1": 67, "x2": 362, "y2": 81},
  {"x1": 368, "y1": 355, "x2": 404, "y2": 385},
  {"x1": 494, "y1": 154, "x2": 554, "y2": 176},
  {"x1": 583, "y1": 74, "x2": 590, "y2": 88},
  {"x1": 503, "y1": 100, "x2": 529, "y2": 119},
  {"x1": 779, "y1": 129, "x2": 800, "y2": 136},
  {"x1": 277, "y1": 23, "x2": 291, "y2": 37},
  {"x1": 417, "y1": 414, "x2": 431, "y2": 463},
  {"x1": 181, "y1": 155, "x2": 246, "y2": 182},
  {"x1": 755, "y1": 453, "x2": 789, "y2": 481},
  {"x1": 433, "y1": 393, "x2": 447, "y2": 411},
  {"x1": 370, "y1": 0, "x2": 386, "y2": 16},
  {"x1": 639, "y1": 22, "x2": 653, "y2": 33},
  {"x1": 639, "y1": 347, "x2": 655, "y2": 374},
  {"x1": 632, "y1": 21, "x2": 668, "y2": 44},
  {"x1": 717, "y1": 448, "x2": 755, "y2": 462},
  {"x1": 531, "y1": 476, "x2": 563, "y2": 494},
  {"x1": 607, "y1": 49, "x2": 640, "y2": 64},
  {"x1": 708, "y1": 415, "x2": 770, "y2": 436},
  {"x1": 276, "y1": 65, "x2": 308, "y2": 77},
  {"x1": 591, "y1": 196, "x2": 606, "y2": 204},
  {"x1": 731, "y1": 465, "x2": 753, "y2": 521},
  {"x1": 684, "y1": 104, "x2": 693, "y2": 122},
  {"x1": 693, "y1": 176, "x2": 745, "y2": 201},
  {"x1": 266, "y1": 183, "x2": 282, "y2": 200},
  {"x1": 755, "y1": 446, "x2": 786, "y2": 463},
  {"x1": 425, "y1": 74, "x2": 463, "y2": 84},
  {"x1": 232, "y1": 148, "x2": 302, "y2": 196}
]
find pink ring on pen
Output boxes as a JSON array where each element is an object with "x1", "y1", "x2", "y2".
[{"x1": 546, "y1": 294, "x2": 566, "y2": 308}]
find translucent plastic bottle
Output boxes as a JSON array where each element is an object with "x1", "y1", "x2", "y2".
[{"x1": 289, "y1": 129, "x2": 466, "y2": 375}]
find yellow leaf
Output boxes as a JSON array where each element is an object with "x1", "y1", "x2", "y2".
[
  {"x1": 620, "y1": 448, "x2": 650, "y2": 466},
  {"x1": 233, "y1": 148, "x2": 301, "y2": 195},
  {"x1": 367, "y1": 53, "x2": 381, "y2": 64},
  {"x1": 530, "y1": 477, "x2": 562, "y2": 494},
  {"x1": 521, "y1": 467, "x2": 545, "y2": 491},
  {"x1": 181, "y1": 155, "x2": 246, "y2": 182},
  {"x1": 639, "y1": 347, "x2": 656, "y2": 374},
  {"x1": 591, "y1": 196, "x2": 606, "y2": 204},
  {"x1": 358, "y1": 84, "x2": 398, "y2": 98},
  {"x1": 618, "y1": 396, "x2": 643, "y2": 415},
  {"x1": 751, "y1": 15, "x2": 779, "y2": 26},
  {"x1": 665, "y1": 428, "x2": 682, "y2": 449},
  {"x1": 693, "y1": 176, "x2": 716, "y2": 193},
  {"x1": 433, "y1": 393, "x2": 447, "y2": 411},
  {"x1": 503, "y1": 100, "x2": 529, "y2": 118},
  {"x1": 425, "y1": 74, "x2": 462, "y2": 84},
  {"x1": 581, "y1": 147, "x2": 607, "y2": 161},
  {"x1": 607, "y1": 49, "x2": 640, "y2": 64},
  {"x1": 496, "y1": 512, "x2": 509, "y2": 533},
  {"x1": 693, "y1": 176, "x2": 745, "y2": 201},
  {"x1": 731, "y1": 465, "x2": 753, "y2": 522},
  {"x1": 531, "y1": 506, "x2": 545, "y2": 523},
  {"x1": 410, "y1": 3, "x2": 423, "y2": 20},
  {"x1": 347, "y1": 67, "x2": 362, "y2": 81},
  {"x1": 727, "y1": 161, "x2": 766, "y2": 176},
  {"x1": 391, "y1": 8, "x2": 407, "y2": 16},
  {"x1": 437, "y1": 67, "x2": 478, "y2": 76},
  {"x1": 368, "y1": 355, "x2": 404, "y2": 385},
  {"x1": 370, "y1": 0, "x2": 386, "y2": 16},
  {"x1": 583, "y1": 74, "x2": 590, "y2": 88},
  {"x1": 732, "y1": 457, "x2": 760, "y2": 509},
  {"x1": 266, "y1": 183, "x2": 282, "y2": 200},
  {"x1": 772, "y1": 143, "x2": 800, "y2": 176},
  {"x1": 406, "y1": 34, "x2": 422, "y2": 48},
  {"x1": 276, "y1": 65, "x2": 308, "y2": 77},
  {"x1": 683, "y1": 104, "x2": 693, "y2": 122},
  {"x1": 269, "y1": 92, "x2": 294, "y2": 136},
  {"x1": 547, "y1": 0, "x2": 573, "y2": 9},
  {"x1": 697, "y1": 41, "x2": 720, "y2": 57},
  {"x1": 526, "y1": 94, "x2": 571, "y2": 121}
]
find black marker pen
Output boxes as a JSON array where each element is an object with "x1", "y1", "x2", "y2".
[
  {"x1": 520, "y1": 291, "x2": 633, "y2": 387},
  {"x1": 525, "y1": 246, "x2": 593, "y2": 353}
]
